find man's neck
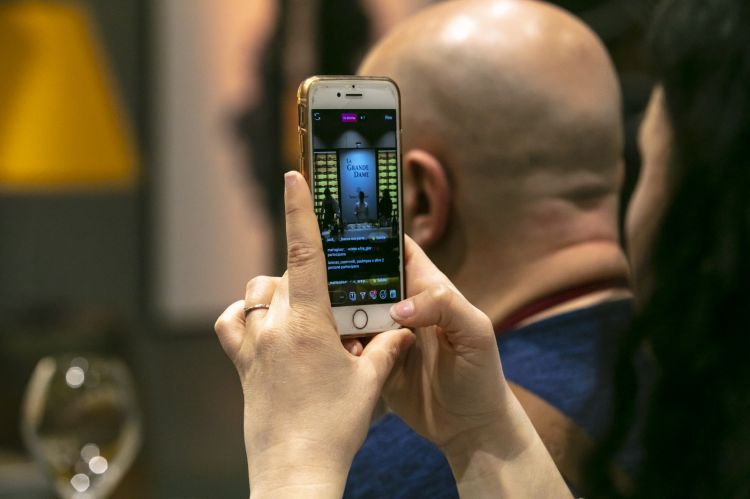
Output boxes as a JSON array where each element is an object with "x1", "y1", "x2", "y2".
[{"x1": 448, "y1": 240, "x2": 631, "y2": 328}]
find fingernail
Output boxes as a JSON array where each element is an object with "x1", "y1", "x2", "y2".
[
  {"x1": 391, "y1": 299, "x2": 414, "y2": 319},
  {"x1": 349, "y1": 343, "x2": 359, "y2": 355},
  {"x1": 284, "y1": 171, "x2": 297, "y2": 188}
]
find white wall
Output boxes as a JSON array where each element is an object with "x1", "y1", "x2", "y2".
[{"x1": 154, "y1": 0, "x2": 274, "y2": 326}]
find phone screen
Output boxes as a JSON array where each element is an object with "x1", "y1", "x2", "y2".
[{"x1": 310, "y1": 108, "x2": 402, "y2": 307}]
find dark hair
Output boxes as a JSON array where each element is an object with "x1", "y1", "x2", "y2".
[{"x1": 589, "y1": 0, "x2": 750, "y2": 497}]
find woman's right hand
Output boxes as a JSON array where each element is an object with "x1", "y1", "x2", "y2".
[
  {"x1": 384, "y1": 238, "x2": 572, "y2": 497},
  {"x1": 384, "y1": 237, "x2": 511, "y2": 451}
]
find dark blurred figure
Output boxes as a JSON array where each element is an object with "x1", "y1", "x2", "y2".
[
  {"x1": 234, "y1": 0, "x2": 373, "y2": 274},
  {"x1": 354, "y1": 191, "x2": 369, "y2": 224},
  {"x1": 378, "y1": 188, "x2": 392, "y2": 227},
  {"x1": 321, "y1": 187, "x2": 341, "y2": 234},
  {"x1": 588, "y1": 0, "x2": 750, "y2": 497}
]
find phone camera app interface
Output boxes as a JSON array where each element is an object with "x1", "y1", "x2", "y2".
[{"x1": 311, "y1": 109, "x2": 400, "y2": 307}]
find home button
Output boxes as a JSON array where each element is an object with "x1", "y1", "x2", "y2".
[{"x1": 352, "y1": 309, "x2": 368, "y2": 330}]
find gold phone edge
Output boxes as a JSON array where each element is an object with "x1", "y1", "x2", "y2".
[{"x1": 295, "y1": 76, "x2": 404, "y2": 338}]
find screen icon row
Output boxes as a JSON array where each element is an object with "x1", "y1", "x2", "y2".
[{"x1": 348, "y1": 289, "x2": 398, "y2": 302}]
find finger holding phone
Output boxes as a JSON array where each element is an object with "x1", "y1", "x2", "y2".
[
  {"x1": 381, "y1": 238, "x2": 571, "y2": 497},
  {"x1": 214, "y1": 171, "x2": 414, "y2": 499},
  {"x1": 383, "y1": 237, "x2": 507, "y2": 444}
]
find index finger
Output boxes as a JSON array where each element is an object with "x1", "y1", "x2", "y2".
[{"x1": 283, "y1": 171, "x2": 331, "y2": 311}]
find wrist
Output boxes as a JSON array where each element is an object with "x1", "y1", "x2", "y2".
[
  {"x1": 441, "y1": 421, "x2": 531, "y2": 483},
  {"x1": 247, "y1": 437, "x2": 351, "y2": 499},
  {"x1": 439, "y1": 386, "x2": 573, "y2": 498},
  {"x1": 249, "y1": 471, "x2": 347, "y2": 499},
  {"x1": 439, "y1": 385, "x2": 538, "y2": 482}
]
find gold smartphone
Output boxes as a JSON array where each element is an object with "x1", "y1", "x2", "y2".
[{"x1": 297, "y1": 76, "x2": 405, "y2": 336}]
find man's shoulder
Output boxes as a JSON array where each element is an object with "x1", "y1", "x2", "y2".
[
  {"x1": 498, "y1": 298, "x2": 635, "y2": 438},
  {"x1": 498, "y1": 297, "x2": 634, "y2": 364},
  {"x1": 344, "y1": 414, "x2": 458, "y2": 499}
]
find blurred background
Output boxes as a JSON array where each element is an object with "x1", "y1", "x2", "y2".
[{"x1": 0, "y1": 0, "x2": 652, "y2": 497}]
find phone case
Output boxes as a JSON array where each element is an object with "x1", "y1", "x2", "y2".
[{"x1": 296, "y1": 76, "x2": 405, "y2": 336}]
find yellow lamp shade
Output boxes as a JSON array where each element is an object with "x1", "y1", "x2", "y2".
[{"x1": 0, "y1": 1, "x2": 138, "y2": 190}]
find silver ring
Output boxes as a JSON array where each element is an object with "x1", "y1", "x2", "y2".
[{"x1": 244, "y1": 304, "x2": 271, "y2": 317}]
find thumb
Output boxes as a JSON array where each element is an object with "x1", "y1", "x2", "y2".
[{"x1": 360, "y1": 329, "x2": 415, "y2": 388}]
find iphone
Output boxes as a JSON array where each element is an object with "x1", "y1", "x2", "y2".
[{"x1": 297, "y1": 76, "x2": 405, "y2": 336}]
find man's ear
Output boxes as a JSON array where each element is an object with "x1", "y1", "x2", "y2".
[{"x1": 403, "y1": 149, "x2": 451, "y2": 249}]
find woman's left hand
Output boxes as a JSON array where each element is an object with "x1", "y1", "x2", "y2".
[{"x1": 214, "y1": 172, "x2": 414, "y2": 498}]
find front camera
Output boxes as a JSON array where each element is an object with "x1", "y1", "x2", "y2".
[{"x1": 337, "y1": 92, "x2": 341, "y2": 97}]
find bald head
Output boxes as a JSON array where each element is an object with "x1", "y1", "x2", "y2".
[{"x1": 360, "y1": 0, "x2": 622, "y2": 203}]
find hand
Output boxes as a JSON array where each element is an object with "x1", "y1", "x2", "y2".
[
  {"x1": 214, "y1": 172, "x2": 414, "y2": 498},
  {"x1": 383, "y1": 237, "x2": 510, "y2": 451},
  {"x1": 383, "y1": 239, "x2": 572, "y2": 497}
]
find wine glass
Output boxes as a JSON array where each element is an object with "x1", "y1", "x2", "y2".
[{"x1": 21, "y1": 355, "x2": 142, "y2": 499}]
